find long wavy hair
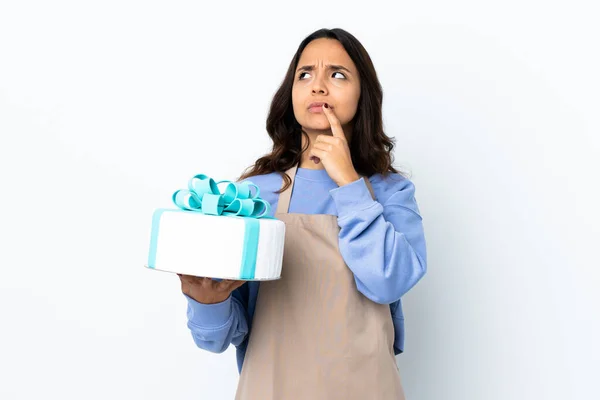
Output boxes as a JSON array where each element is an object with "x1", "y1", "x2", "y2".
[{"x1": 238, "y1": 28, "x2": 406, "y2": 193}]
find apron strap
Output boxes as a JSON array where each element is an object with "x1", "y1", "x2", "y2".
[
  {"x1": 276, "y1": 163, "x2": 298, "y2": 214},
  {"x1": 363, "y1": 176, "x2": 376, "y2": 201}
]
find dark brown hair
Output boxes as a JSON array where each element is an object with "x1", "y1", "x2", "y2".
[{"x1": 238, "y1": 28, "x2": 406, "y2": 193}]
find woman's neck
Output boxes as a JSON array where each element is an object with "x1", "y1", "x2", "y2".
[
  {"x1": 299, "y1": 130, "x2": 326, "y2": 169},
  {"x1": 299, "y1": 126, "x2": 353, "y2": 170}
]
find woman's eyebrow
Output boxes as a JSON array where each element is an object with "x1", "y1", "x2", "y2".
[{"x1": 296, "y1": 64, "x2": 352, "y2": 74}]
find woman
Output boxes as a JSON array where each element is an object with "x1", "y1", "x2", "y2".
[{"x1": 178, "y1": 28, "x2": 427, "y2": 399}]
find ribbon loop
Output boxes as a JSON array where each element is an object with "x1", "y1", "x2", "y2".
[{"x1": 172, "y1": 175, "x2": 272, "y2": 219}]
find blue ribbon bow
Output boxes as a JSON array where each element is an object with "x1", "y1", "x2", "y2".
[{"x1": 172, "y1": 174, "x2": 271, "y2": 219}]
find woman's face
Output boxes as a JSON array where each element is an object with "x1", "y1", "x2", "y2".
[{"x1": 291, "y1": 38, "x2": 361, "y2": 134}]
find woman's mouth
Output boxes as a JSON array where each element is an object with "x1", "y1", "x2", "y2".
[{"x1": 308, "y1": 102, "x2": 330, "y2": 113}]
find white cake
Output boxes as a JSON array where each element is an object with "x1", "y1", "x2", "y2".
[{"x1": 146, "y1": 208, "x2": 286, "y2": 280}]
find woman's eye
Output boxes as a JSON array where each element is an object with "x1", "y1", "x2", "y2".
[{"x1": 298, "y1": 71, "x2": 346, "y2": 80}]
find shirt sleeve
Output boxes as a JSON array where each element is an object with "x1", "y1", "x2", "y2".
[
  {"x1": 329, "y1": 176, "x2": 427, "y2": 304},
  {"x1": 184, "y1": 284, "x2": 250, "y2": 353}
]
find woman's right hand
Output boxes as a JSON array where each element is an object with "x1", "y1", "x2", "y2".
[{"x1": 177, "y1": 274, "x2": 246, "y2": 304}]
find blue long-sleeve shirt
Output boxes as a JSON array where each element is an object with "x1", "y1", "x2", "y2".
[{"x1": 184, "y1": 167, "x2": 427, "y2": 373}]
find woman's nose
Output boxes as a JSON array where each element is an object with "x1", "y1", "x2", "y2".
[{"x1": 311, "y1": 73, "x2": 328, "y2": 94}]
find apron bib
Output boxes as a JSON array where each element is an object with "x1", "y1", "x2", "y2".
[{"x1": 235, "y1": 164, "x2": 405, "y2": 399}]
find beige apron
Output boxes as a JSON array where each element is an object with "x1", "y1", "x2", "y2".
[{"x1": 235, "y1": 164, "x2": 405, "y2": 400}]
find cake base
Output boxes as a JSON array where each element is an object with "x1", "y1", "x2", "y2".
[{"x1": 143, "y1": 264, "x2": 282, "y2": 281}]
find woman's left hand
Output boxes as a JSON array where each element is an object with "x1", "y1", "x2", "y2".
[{"x1": 310, "y1": 105, "x2": 361, "y2": 187}]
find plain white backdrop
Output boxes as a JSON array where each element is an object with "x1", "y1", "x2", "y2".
[{"x1": 1, "y1": 1, "x2": 599, "y2": 399}]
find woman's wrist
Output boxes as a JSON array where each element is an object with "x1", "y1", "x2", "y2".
[{"x1": 191, "y1": 291, "x2": 231, "y2": 304}]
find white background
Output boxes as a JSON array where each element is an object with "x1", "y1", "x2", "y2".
[{"x1": 1, "y1": 1, "x2": 598, "y2": 399}]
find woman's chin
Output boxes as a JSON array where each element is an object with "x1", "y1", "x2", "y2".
[{"x1": 301, "y1": 121, "x2": 331, "y2": 131}]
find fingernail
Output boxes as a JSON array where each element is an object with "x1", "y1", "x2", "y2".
[{"x1": 324, "y1": 103, "x2": 329, "y2": 108}]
